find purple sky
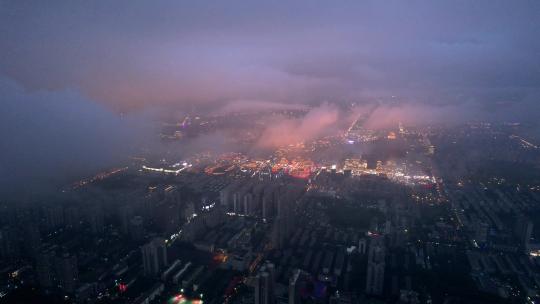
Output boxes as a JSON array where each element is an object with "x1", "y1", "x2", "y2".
[{"x1": 2, "y1": 1, "x2": 539, "y2": 112}]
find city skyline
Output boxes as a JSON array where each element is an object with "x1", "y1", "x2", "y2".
[{"x1": 1, "y1": 2, "x2": 540, "y2": 304}]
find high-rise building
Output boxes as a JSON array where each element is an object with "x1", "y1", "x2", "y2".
[
  {"x1": 43, "y1": 205, "x2": 64, "y2": 231},
  {"x1": 0, "y1": 226, "x2": 19, "y2": 259},
  {"x1": 271, "y1": 187, "x2": 298, "y2": 249},
  {"x1": 271, "y1": 216, "x2": 287, "y2": 249},
  {"x1": 87, "y1": 206, "x2": 105, "y2": 235},
  {"x1": 265, "y1": 262, "x2": 276, "y2": 304},
  {"x1": 514, "y1": 217, "x2": 533, "y2": 252},
  {"x1": 36, "y1": 249, "x2": 55, "y2": 289},
  {"x1": 129, "y1": 216, "x2": 145, "y2": 242},
  {"x1": 155, "y1": 202, "x2": 180, "y2": 234},
  {"x1": 55, "y1": 253, "x2": 79, "y2": 293},
  {"x1": 358, "y1": 238, "x2": 367, "y2": 255},
  {"x1": 474, "y1": 221, "x2": 489, "y2": 245},
  {"x1": 64, "y1": 205, "x2": 81, "y2": 229},
  {"x1": 289, "y1": 269, "x2": 317, "y2": 304},
  {"x1": 141, "y1": 237, "x2": 168, "y2": 276},
  {"x1": 119, "y1": 205, "x2": 134, "y2": 235},
  {"x1": 289, "y1": 269, "x2": 301, "y2": 304},
  {"x1": 255, "y1": 261, "x2": 276, "y2": 304},
  {"x1": 255, "y1": 272, "x2": 271, "y2": 304},
  {"x1": 262, "y1": 185, "x2": 279, "y2": 219},
  {"x1": 220, "y1": 182, "x2": 242, "y2": 212},
  {"x1": 365, "y1": 236, "x2": 385, "y2": 295},
  {"x1": 22, "y1": 223, "x2": 41, "y2": 259}
]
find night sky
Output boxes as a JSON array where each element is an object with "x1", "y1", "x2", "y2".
[{"x1": 2, "y1": 1, "x2": 540, "y2": 110}]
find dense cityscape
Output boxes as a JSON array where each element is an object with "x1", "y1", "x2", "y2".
[
  {"x1": 2, "y1": 1, "x2": 540, "y2": 304},
  {"x1": 2, "y1": 107, "x2": 540, "y2": 303}
]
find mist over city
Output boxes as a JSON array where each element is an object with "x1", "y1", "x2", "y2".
[{"x1": 1, "y1": 1, "x2": 540, "y2": 304}]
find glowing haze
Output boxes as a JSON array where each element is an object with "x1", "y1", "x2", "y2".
[
  {"x1": 2, "y1": 1, "x2": 540, "y2": 196},
  {"x1": 257, "y1": 104, "x2": 342, "y2": 149}
]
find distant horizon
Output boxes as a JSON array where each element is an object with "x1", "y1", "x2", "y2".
[{"x1": 1, "y1": 3, "x2": 540, "y2": 303}]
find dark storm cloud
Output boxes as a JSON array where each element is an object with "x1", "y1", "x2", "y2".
[{"x1": 1, "y1": 0, "x2": 539, "y2": 112}]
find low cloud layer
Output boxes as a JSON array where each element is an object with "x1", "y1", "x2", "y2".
[
  {"x1": 363, "y1": 98, "x2": 540, "y2": 130},
  {"x1": 256, "y1": 104, "x2": 348, "y2": 149},
  {"x1": 214, "y1": 100, "x2": 308, "y2": 115},
  {"x1": 0, "y1": 76, "x2": 152, "y2": 198}
]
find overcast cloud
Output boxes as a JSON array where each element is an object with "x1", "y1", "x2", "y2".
[{"x1": 1, "y1": 1, "x2": 539, "y2": 111}]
